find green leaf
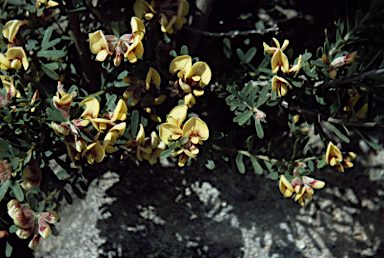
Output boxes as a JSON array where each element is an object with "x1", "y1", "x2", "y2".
[
  {"x1": 238, "y1": 110, "x2": 253, "y2": 126},
  {"x1": 301, "y1": 52, "x2": 312, "y2": 62},
  {"x1": 246, "y1": 135, "x2": 254, "y2": 152},
  {"x1": 180, "y1": 45, "x2": 189, "y2": 55},
  {"x1": 46, "y1": 108, "x2": 67, "y2": 122},
  {"x1": 352, "y1": 127, "x2": 382, "y2": 151},
  {"x1": 244, "y1": 47, "x2": 256, "y2": 63},
  {"x1": 236, "y1": 153, "x2": 245, "y2": 173},
  {"x1": 10, "y1": 182, "x2": 24, "y2": 202},
  {"x1": 237, "y1": 48, "x2": 245, "y2": 62},
  {"x1": 255, "y1": 119, "x2": 264, "y2": 139},
  {"x1": 105, "y1": 94, "x2": 117, "y2": 111},
  {"x1": 223, "y1": 38, "x2": 232, "y2": 59},
  {"x1": 42, "y1": 26, "x2": 53, "y2": 47},
  {"x1": 62, "y1": 189, "x2": 73, "y2": 204},
  {"x1": 0, "y1": 180, "x2": 10, "y2": 202},
  {"x1": 256, "y1": 83, "x2": 270, "y2": 107},
  {"x1": 42, "y1": 38, "x2": 61, "y2": 50},
  {"x1": 169, "y1": 50, "x2": 177, "y2": 58},
  {"x1": 310, "y1": 60, "x2": 328, "y2": 67},
  {"x1": 5, "y1": 242, "x2": 12, "y2": 257},
  {"x1": 26, "y1": 192, "x2": 38, "y2": 210},
  {"x1": 255, "y1": 20, "x2": 265, "y2": 30},
  {"x1": 50, "y1": 224, "x2": 60, "y2": 236},
  {"x1": 317, "y1": 158, "x2": 327, "y2": 168},
  {"x1": 9, "y1": 225, "x2": 18, "y2": 233},
  {"x1": 347, "y1": 60, "x2": 358, "y2": 77},
  {"x1": 71, "y1": 184, "x2": 84, "y2": 198},
  {"x1": 178, "y1": 99, "x2": 185, "y2": 105},
  {"x1": 160, "y1": 149, "x2": 173, "y2": 158},
  {"x1": 250, "y1": 156, "x2": 263, "y2": 174},
  {"x1": 37, "y1": 50, "x2": 66, "y2": 59},
  {"x1": 131, "y1": 110, "x2": 139, "y2": 137},
  {"x1": 114, "y1": 81, "x2": 130, "y2": 87},
  {"x1": 111, "y1": 21, "x2": 120, "y2": 37},
  {"x1": 327, "y1": 122, "x2": 350, "y2": 143},
  {"x1": 205, "y1": 159, "x2": 215, "y2": 170},
  {"x1": 308, "y1": 160, "x2": 315, "y2": 171},
  {"x1": 291, "y1": 138, "x2": 300, "y2": 159},
  {"x1": 41, "y1": 63, "x2": 59, "y2": 80}
]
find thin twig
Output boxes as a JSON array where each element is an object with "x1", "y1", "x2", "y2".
[
  {"x1": 319, "y1": 68, "x2": 384, "y2": 88},
  {"x1": 281, "y1": 101, "x2": 384, "y2": 127},
  {"x1": 184, "y1": 26, "x2": 279, "y2": 37}
]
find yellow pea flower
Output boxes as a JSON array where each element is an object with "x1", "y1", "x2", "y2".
[
  {"x1": 271, "y1": 75, "x2": 292, "y2": 97},
  {"x1": 133, "y1": 0, "x2": 156, "y2": 21},
  {"x1": 182, "y1": 117, "x2": 209, "y2": 145},
  {"x1": 80, "y1": 97, "x2": 100, "y2": 120},
  {"x1": 0, "y1": 53, "x2": 12, "y2": 70},
  {"x1": 145, "y1": 67, "x2": 161, "y2": 90},
  {"x1": 3, "y1": 47, "x2": 29, "y2": 71},
  {"x1": 325, "y1": 142, "x2": 342, "y2": 167},
  {"x1": 263, "y1": 38, "x2": 289, "y2": 73},
  {"x1": 82, "y1": 141, "x2": 105, "y2": 165},
  {"x1": 2, "y1": 20, "x2": 23, "y2": 44},
  {"x1": 279, "y1": 175, "x2": 294, "y2": 198},
  {"x1": 89, "y1": 30, "x2": 111, "y2": 62}
]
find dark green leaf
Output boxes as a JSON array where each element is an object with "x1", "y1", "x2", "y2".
[
  {"x1": 26, "y1": 192, "x2": 38, "y2": 210},
  {"x1": 238, "y1": 110, "x2": 253, "y2": 126},
  {"x1": 37, "y1": 50, "x2": 66, "y2": 59},
  {"x1": 237, "y1": 48, "x2": 245, "y2": 62},
  {"x1": 347, "y1": 61, "x2": 358, "y2": 77},
  {"x1": 352, "y1": 127, "x2": 381, "y2": 151},
  {"x1": 223, "y1": 38, "x2": 232, "y2": 59},
  {"x1": 317, "y1": 158, "x2": 327, "y2": 168},
  {"x1": 255, "y1": 20, "x2": 265, "y2": 30},
  {"x1": 205, "y1": 159, "x2": 215, "y2": 170},
  {"x1": 301, "y1": 52, "x2": 312, "y2": 62},
  {"x1": 244, "y1": 47, "x2": 256, "y2": 63},
  {"x1": 327, "y1": 122, "x2": 350, "y2": 143},
  {"x1": 111, "y1": 21, "x2": 120, "y2": 37},
  {"x1": 291, "y1": 138, "x2": 300, "y2": 159},
  {"x1": 105, "y1": 94, "x2": 117, "y2": 112},
  {"x1": 41, "y1": 63, "x2": 59, "y2": 80},
  {"x1": 9, "y1": 225, "x2": 18, "y2": 234},
  {"x1": 42, "y1": 26, "x2": 53, "y2": 47},
  {"x1": 10, "y1": 182, "x2": 24, "y2": 202},
  {"x1": 43, "y1": 38, "x2": 61, "y2": 50},
  {"x1": 46, "y1": 108, "x2": 67, "y2": 123},
  {"x1": 71, "y1": 184, "x2": 84, "y2": 198},
  {"x1": 50, "y1": 224, "x2": 60, "y2": 236},
  {"x1": 246, "y1": 135, "x2": 254, "y2": 152},
  {"x1": 308, "y1": 160, "x2": 314, "y2": 171},
  {"x1": 5, "y1": 242, "x2": 12, "y2": 257},
  {"x1": 250, "y1": 156, "x2": 263, "y2": 174},
  {"x1": 0, "y1": 180, "x2": 10, "y2": 202},
  {"x1": 236, "y1": 153, "x2": 245, "y2": 173},
  {"x1": 114, "y1": 81, "x2": 130, "y2": 87},
  {"x1": 160, "y1": 149, "x2": 173, "y2": 158},
  {"x1": 180, "y1": 45, "x2": 189, "y2": 55},
  {"x1": 256, "y1": 83, "x2": 270, "y2": 107},
  {"x1": 169, "y1": 50, "x2": 177, "y2": 58},
  {"x1": 310, "y1": 59, "x2": 327, "y2": 67},
  {"x1": 255, "y1": 119, "x2": 264, "y2": 139},
  {"x1": 63, "y1": 189, "x2": 73, "y2": 204},
  {"x1": 131, "y1": 110, "x2": 139, "y2": 137}
]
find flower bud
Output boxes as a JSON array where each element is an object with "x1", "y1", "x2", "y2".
[
  {"x1": 345, "y1": 51, "x2": 357, "y2": 65},
  {"x1": 28, "y1": 234, "x2": 39, "y2": 249},
  {"x1": 16, "y1": 227, "x2": 33, "y2": 239}
]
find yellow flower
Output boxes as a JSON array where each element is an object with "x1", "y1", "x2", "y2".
[
  {"x1": 159, "y1": 105, "x2": 209, "y2": 167},
  {"x1": 145, "y1": 67, "x2": 161, "y2": 90},
  {"x1": 289, "y1": 54, "x2": 303, "y2": 78},
  {"x1": 80, "y1": 97, "x2": 100, "y2": 120},
  {"x1": 279, "y1": 175, "x2": 294, "y2": 198},
  {"x1": 82, "y1": 141, "x2": 105, "y2": 165},
  {"x1": 1, "y1": 47, "x2": 29, "y2": 71},
  {"x1": 2, "y1": 20, "x2": 23, "y2": 44},
  {"x1": 51, "y1": 122, "x2": 70, "y2": 137},
  {"x1": 169, "y1": 55, "x2": 211, "y2": 107},
  {"x1": 89, "y1": 30, "x2": 111, "y2": 62},
  {"x1": 271, "y1": 75, "x2": 291, "y2": 97},
  {"x1": 123, "y1": 68, "x2": 161, "y2": 106},
  {"x1": 133, "y1": 0, "x2": 156, "y2": 20},
  {"x1": 159, "y1": 0, "x2": 189, "y2": 34},
  {"x1": 263, "y1": 38, "x2": 289, "y2": 73},
  {"x1": 36, "y1": 0, "x2": 59, "y2": 10},
  {"x1": 325, "y1": 142, "x2": 342, "y2": 167}
]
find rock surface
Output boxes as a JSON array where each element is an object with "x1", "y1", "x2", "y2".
[{"x1": 34, "y1": 140, "x2": 384, "y2": 257}]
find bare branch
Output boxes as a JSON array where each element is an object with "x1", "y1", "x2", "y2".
[
  {"x1": 319, "y1": 68, "x2": 384, "y2": 88},
  {"x1": 184, "y1": 26, "x2": 279, "y2": 37}
]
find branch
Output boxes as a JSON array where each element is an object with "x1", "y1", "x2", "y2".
[
  {"x1": 281, "y1": 101, "x2": 384, "y2": 127},
  {"x1": 184, "y1": 26, "x2": 279, "y2": 37},
  {"x1": 319, "y1": 68, "x2": 384, "y2": 88}
]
